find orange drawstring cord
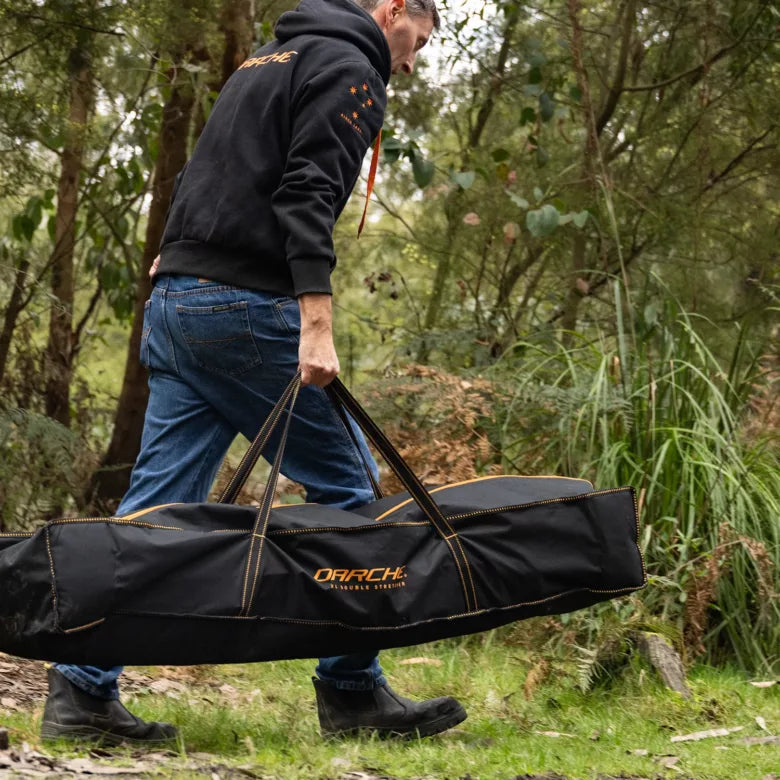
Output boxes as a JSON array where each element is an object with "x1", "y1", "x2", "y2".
[{"x1": 358, "y1": 129, "x2": 382, "y2": 238}]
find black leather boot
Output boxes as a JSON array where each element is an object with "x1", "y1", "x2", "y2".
[
  {"x1": 313, "y1": 677, "x2": 466, "y2": 739},
  {"x1": 40, "y1": 668, "x2": 178, "y2": 746}
]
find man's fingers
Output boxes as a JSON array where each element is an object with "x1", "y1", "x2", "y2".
[
  {"x1": 300, "y1": 363, "x2": 339, "y2": 388},
  {"x1": 149, "y1": 255, "x2": 161, "y2": 279}
]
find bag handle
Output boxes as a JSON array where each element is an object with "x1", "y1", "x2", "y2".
[
  {"x1": 241, "y1": 373, "x2": 301, "y2": 616},
  {"x1": 225, "y1": 372, "x2": 477, "y2": 612},
  {"x1": 329, "y1": 391, "x2": 384, "y2": 500},
  {"x1": 326, "y1": 378, "x2": 478, "y2": 611},
  {"x1": 218, "y1": 371, "x2": 302, "y2": 505},
  {"x1": 218, "y1": 371, "x2": 382, "y2": 505}
]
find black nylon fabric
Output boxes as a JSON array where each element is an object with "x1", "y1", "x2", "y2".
[{"x1": 0, "y1": 477, "x2": 646, "y2": 666}]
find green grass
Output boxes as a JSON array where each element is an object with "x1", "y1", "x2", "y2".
[
  {"x1": 492, "y1": 293, "x2": 779, "y2": 674},
  {"x1": 4, "y1": 639, "x2": 778, "y2": 778}
]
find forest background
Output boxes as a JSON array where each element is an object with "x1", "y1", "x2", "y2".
[{"x1": 0, "y1": 0, "x2": 777, "y2": 686}]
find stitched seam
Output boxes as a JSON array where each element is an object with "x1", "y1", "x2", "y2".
[
  {"x1": 631, "y1": 487, "x2": 648, "y2": 582},
  {"x1": 454, "y1": 535, "x2": 479, "y2": 610},
  {"x1": 427, "y1": 514, "x2": 471, "y2": 611},
  {"x1": 441, "y1": 536, "x2": 471, "y2": 611},
  {"x1": 206, "y1": 522, "x2": 430, "y2": 535},
  {"x1": 47, "y1": 518, "x2": 184, "y2": 532},
  {"x1": 165, "y1": 285, "x2": 242, "y2": 297},
  {"x1": 240, "y1": 509, "x2": 260, "y2": 614},
  {"x1": 245, "y1": 380, "x2": 301, "y2": 615},
  {"x1": 446, "y1": 488, "x2": 632, "y2": 521},
  {"x1": 372, "y1": 475, "x2": 594, "y2": 523},
  {"x1": 246, "y1": 529, "x2": 266, "y2": 615},
  {"x1": 269, "y1": 521, "x2": 430, "y2": 537},
  {"x1": 44, "y1": 528, "x2": 59, "y2": 631},
  {"x1": 245, "y1": 463, "x2": 282, "y2": 614},
  {"x1": 113, "y1": 580, "x2": 645, "y2": 627}
]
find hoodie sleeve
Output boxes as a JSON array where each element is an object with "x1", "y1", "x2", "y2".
[{"x1": 271, "y1": 61, "x2": 387, "y2": 297}]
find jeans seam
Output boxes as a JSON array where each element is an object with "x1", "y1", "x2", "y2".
[
  {"x1": 160, "y1": 285, "x2": 180, "y2": 376},
  {"x1": 165, "y1": 285, "x2": 242, "y2": 297},
  {"x1": 183, "y1": 422, "x2": 229, "y2": 502}
]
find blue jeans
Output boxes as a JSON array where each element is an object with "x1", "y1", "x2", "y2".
[{"x1": 55, "y1": 274, "x2": 386, "y2": 699}]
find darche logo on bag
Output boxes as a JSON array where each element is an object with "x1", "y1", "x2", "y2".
[{"x1": 313, "y1": 566, "x2": 407, "y2": 591}]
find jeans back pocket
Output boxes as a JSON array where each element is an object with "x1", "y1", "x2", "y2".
[{"x1": 176, "y1": 301, "x2": 263, "y2": 376}]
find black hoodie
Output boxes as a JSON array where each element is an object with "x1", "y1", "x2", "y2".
[{"x1": 157, "y1": 0, "x2": 391, "y2": 297}]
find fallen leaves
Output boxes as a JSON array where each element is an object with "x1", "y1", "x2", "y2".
[
  {"x1": 740, "y1": 736, "x2": 780, "y2": 746},
  {"x1": 671, "y1": 726, "x2": 744, "y2": 742},
  {"x1": 148, "y1": 678, "x2": 188, "y2": 698},
  {"x1": 0, "y1": 743, "x2": 264, "y2": 778},
  {"x1": 0, "y1": 657, "x2": 47, "y2": 709}
]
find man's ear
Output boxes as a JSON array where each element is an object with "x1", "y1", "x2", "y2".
[
  {"x1": 373, "y1": 0, "x2": 404, "y2": 32},
  {"x1": 389, "y1": 0, "x2": 406, "y2": 22}
]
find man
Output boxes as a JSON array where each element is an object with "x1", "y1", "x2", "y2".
[{"x1": 41, "y1": 0, "x2": 467, "y2": 745}]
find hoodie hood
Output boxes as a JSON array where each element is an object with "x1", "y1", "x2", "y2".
[{"x1": 276, "y1": 0, "x2": 391, "y2": 84}]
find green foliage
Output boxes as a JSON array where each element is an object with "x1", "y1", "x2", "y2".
[
  {"x1": 0, "y1": 409, "x2": 81, "y2": 530},
  {"x1": 491, "y1": 294, "x2": 779, "y2": 673}
]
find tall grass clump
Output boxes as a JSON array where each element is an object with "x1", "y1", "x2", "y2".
[{"x1": 493, "y1": 288, "x2": 779, "y2": 674}]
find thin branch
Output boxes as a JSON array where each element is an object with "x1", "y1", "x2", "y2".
[
  {"x1": 72, "y1": 279, "x2": 104, "y2": 356},
  {"x1": 0, "y1": 32, "x2": 54, "y2": 67},
  {"x1": 595, "y1": 0, "x2": 636, "y2": 134},
  {"x1": 700, "y1": 127, "x2": 775, "y2": 193},
  {"x1": 371, "y1": 188, "x2": 423, "y2": 243},
  {"x1": 8, "y1": 12, "x2": 124, "y2": 37},
  {"x1": 621, "y1": 3, "x2": 772, "y2": 93}
]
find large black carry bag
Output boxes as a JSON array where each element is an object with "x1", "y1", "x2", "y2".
[{"x1": 0, "y1": 374, "x2": 646, "y2": 666}]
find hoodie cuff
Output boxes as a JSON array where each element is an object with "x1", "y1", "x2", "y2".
[{"x1": 289, "y1": 259, "x2": 333, "y2": 297}]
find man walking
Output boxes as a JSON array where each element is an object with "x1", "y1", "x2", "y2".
[{"x1": 41, "y1": 0, "x2": 467, "y2": 745}]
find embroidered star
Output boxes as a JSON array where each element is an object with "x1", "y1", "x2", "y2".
[
  {"x1": 350, "y1": 86, "x2": 357, "y2": 94},
  {"x1": 366, "y1": 98, "x2": 373, "y2": 107},
  {"x1": 362, "y1": 82, "x2": 369, "y2": 91},
  {"x1": 352, "y1": 111, "x2": 359, "y2": 119}
]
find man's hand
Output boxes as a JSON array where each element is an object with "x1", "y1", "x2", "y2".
[
  {"x1": 298, "y1": 293, "x2": 339, "y2": 387},
  {"x1": 149, "y1": 255, "x2": 160, "y2": 279}
]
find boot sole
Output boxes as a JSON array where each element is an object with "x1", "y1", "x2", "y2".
[
  {"x1": 40, "y1": 721, "x2": 178, "y2": 747},
  {"x1": 321, "y1": 703, "x2": 467, "y2": 740}
]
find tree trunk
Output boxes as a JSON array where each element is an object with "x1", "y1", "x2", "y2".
[
  {"x1": 559, "y1": 230, "x2": 587, "y2": 337},
  {"x1": 43, "y1": 46, "x2": 92, "y2": 427},
  {"x1": 218, "y1": 0, "x2": 255, "y2": 87},
  {"x1": 90, "y1": 0, "x2": 256, "y2": 508},
  {"x1": 89, "y1": 69, "x2": 196, "y2": 509},
  {"x1": 193, "y1": 0, "x2": 256, "y2": 139},
  {"x1": 0, "y1": 257, "x2": 30, "y2": 392}
]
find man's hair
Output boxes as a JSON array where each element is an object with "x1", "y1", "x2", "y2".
[{"x1": 356, "y1": 0, "x2": 441, "y2": 31}]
